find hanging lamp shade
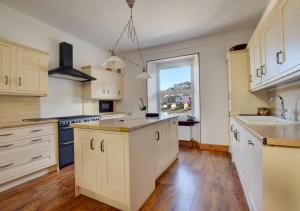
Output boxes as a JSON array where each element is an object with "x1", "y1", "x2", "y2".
[
  {"x1": 136, "y1": 68, "x2": 151, "y2": 79},
  {"x1": 102, "y1": 55, "x2": 126, "y2": 69}
]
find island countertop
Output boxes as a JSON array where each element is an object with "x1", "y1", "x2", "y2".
[{"x1": 71, "y1": 115, "x2": 178, "y2": 132}]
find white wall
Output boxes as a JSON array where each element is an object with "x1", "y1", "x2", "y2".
[
  {"x1": 116, "y1": 28, "x2": 254, "y2": 146},
  {"x1": 0, "y1": 3, "x2": 108, "y2": 118}
]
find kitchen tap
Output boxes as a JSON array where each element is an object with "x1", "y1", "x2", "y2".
[{"x1": 269, "y1": 95, "x2": 288, "y2": 119}]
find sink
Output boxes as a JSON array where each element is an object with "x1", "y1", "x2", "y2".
[{"x1": 237, "y1": 116, "x2": 299, "y2": 125}]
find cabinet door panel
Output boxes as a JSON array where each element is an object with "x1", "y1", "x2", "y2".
[
  {"x1": 279, "y1": 0, "x2": 300, "y2": 73},
  {"x1": 261, "y1": 7, "x2": 280, "y2": 82},
  {"x1": 16, "y1": 48, "x2": 42, "y2": 93},
  {"x1": 100, "y1": 133, "x2": 126, "y2": 201},
  {"x1": 74, "y1": 130, "x2": 98, "y2": 192},
  {"x1": 154, "y1": 123, "x2": 169, "y2": 178},
  {"x1": 169, "y1": 120, "x2": 178, "y2": 161},
  {"x1": 0, "y1": 43, "x2": 11, "y2": 92}
]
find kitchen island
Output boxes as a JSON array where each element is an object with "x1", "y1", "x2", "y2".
[{"x1": 71, "y1": 115, "x2": 179, "y2": 211}]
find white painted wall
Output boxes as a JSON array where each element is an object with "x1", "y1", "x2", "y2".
[
  {"x1": 116, "y1": 28, "x2": 254, "y2": 146},
  {"x1": 0, "y1": 3, "x2": 108, "y2": 117}
]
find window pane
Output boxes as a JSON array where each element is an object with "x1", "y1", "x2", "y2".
[
  {"x1": 160, "y1": 66, "x2": 191, "y2": 91},
  {"x1": 160, "y1": 93, "x2": 192, "y2": 115}
]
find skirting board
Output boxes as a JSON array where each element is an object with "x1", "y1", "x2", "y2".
[{"x1": 0, "y1": 165, "x2": 57, "y2": 192}]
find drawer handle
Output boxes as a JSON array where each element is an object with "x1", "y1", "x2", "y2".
[
  {"x1": 31, "y1": 138, "x2": 43, "y2": 143},
  {"x1": 0, "y1": 133, "x2": 13, "y2": 137},
  {"x1": 0, "y1": 163, "x2": 14, "y2": 169},
  {"x1": 248, "y1": 140, "x2": 254, "y2": 146},
  {"x1": 0, "y1": 143, "x2": 13, "y2": 148},
  {"x1": 31, "y1": 129, "x2": 42, "y2": 133},
  {"x1": 60, "y1": 141, "x2": 74, "y2": 146},
  {"x1": 256, "y1": 68, "x2": 261, "y2": 78},
  {"x1": 31, "y1": 155, "x2": 43, "y2": 160}
]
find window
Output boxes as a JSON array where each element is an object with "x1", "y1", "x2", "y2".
[{"x1": 158, "y1": 63, "x2": 193, "y2": 115}]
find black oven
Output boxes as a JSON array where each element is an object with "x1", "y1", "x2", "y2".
[{"x1": 99, "y1": 100, "x2": 114, "y2": 113}]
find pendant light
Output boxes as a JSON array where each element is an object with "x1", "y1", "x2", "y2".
[{"x1": 102, "y1": 0, "x2": 151, "y2": 79}]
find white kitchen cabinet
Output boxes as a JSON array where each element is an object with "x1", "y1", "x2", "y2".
[
  {"x1": 0, "y1": 38, "x2": 48, "y2": 96},
  {"x1": 230, "y1": 118, "x2": 300, "y2": 211},
  {"x1": 82, "y1": 66, "x2": 124, "y2": 100},
  {"x1": 279, "y1": 0, "x2": 300, "y2": 74},
  {"x1": 0, "y1": 42, "x2": 11, "y2": 92},
  {"x1": 100, "y1": 132, "x2": 126, "y2": 202},
  {"x1": 154, "y1": 122, "x2": 169, "y2": 178},
  {"x1": 249, "y1": 37, "x2": 262, "y2": 88},
  {"x1": 74, "y1": 129, "x2": 98, "y2": 193},
  {"x1": 260, "y1": 5, "x2": 281, "y2": 82}
]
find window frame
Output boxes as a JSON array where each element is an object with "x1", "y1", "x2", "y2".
[{"x1": 157, "y1": 59, "x2": 194, "y2": 115}]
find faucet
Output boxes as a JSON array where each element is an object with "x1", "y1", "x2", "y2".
[{"x1": 269, "y1": 95, "x2": 288, "y2": 119}]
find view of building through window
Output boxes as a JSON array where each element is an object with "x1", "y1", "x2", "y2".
[{"x1": 159, "y1": 65, "x2": 192, "y2": 115}]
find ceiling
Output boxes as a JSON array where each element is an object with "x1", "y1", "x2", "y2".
[{"x1": 0, "y1": 0, "x2": 270, "y2": 52}]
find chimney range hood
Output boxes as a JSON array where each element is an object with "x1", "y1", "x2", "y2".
[{"x1": 48, "y1": 42, "x2": 96, "y2": 82}]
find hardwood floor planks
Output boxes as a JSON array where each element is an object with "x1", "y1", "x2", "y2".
[{"x1": 0, "y1": 146, "x2": 248, "y2": 211}]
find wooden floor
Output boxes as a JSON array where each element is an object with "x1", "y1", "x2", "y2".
[{"x1": 0, "y1": 146, "x2": 249, "y2": 211}]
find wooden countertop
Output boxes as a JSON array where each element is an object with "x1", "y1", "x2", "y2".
[
  {"x1": 0, "y1": 119, "x2": 58, "y2": 129},
  {"x1": 233, "y1": 117, "x2": 300, "y2": 148},
  {"x1": 71, "y1": 116, "x2": 178, "y2": 132}
]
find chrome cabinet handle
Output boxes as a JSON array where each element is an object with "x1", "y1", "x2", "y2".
[
  {"x1": 276, "y1": 51, "x2": 285, "y2": 65},
  {"x1": 31, "y1": 129, "x2": 42, "y2": 133},
  {"x1": 100, "y1": 139, "x2": 104, "y2": 152},
  {"x1": 261, "y1": 65, "x2": 266, "y2": 76},
  {"x1": 256, "y1": 68, "x2": 261, "y2": 78},
  {"x1": 0, "y1": 163, "x2": 13, "y2": 169},
  {"x1": 156, "y1": 131, "x2": 160, "y2": 141},
  {"x1": 249, "y1": 74, "x2": 253, "y2": 83},
  {"x1": 248, "y1": 140, "x2": 254, "y2": 146},
  {"x1": 90, "y1": 138, "x2": 94, "y2": 150},
  {"x1": 31, "y1": 155, "x2": 42, "y2": 160},
  {"x1": 18, "y1": 77, "x2": 22, "y2": 86},
  {"x1": 0, "y1": 143, "x2": 13, "y2": 148},
  {"x1": 60, "y1": 141, "x2": 74, "y2": 146},
  {"x1": 0, "y1": 133, "x2": 13, "y2": 137},
  {"x1": 102, "y1": 88, "x2": 105, "y2": 94},
  {"x1": 31, "y1": 138, "x2": 43, "y2": 143},
  {"x1": 4, "y1": 75, "x2": 8, "y2": 85}
]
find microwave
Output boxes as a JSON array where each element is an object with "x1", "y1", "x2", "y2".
[{"x1": 99, "y1": 100, "x2": 114, "y2": 113}]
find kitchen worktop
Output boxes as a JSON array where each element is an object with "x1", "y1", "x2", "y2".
[
  {"x1": 234, "y1": 117, "x2": 300, "y2": 148},
  {"x1": 0, "y1": 119, "x2": 58, "y2": 129},
  {"x1": 71, "y1": 115, "x2": 178, "y2": 132}
]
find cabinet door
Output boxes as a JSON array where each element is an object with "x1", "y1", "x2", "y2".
[
  {"x1": 247, "y1": 137, "x2": 263, "y2": 211},
  {"x1": 74, "y1": 129, "x2": 98, "y2": 192},
  {"x1": 0, "y1": 42, "x2": 11, "y2": 92},
  {"x1": 169, "y1": 119, "x2": 179, "y2": 161},
  {"x1": 16, "y1": 47, "x2": 48, "y2": 93},
  {"x1": 249, "y1": 38, "x2": 262, "y2": 88},
  {"x1": 116, "y1": 74, "x2": 124, "y2": 100},
  {"x1": 154, "y1": 122, "x2": 169, "y2": 178},
  {"x1": 279, "y1": 0, "x2": 300, "y2": 73},
  {"x1": 261, "y1": 6, "x2": 281, "y2": 82},
  {"x1": 100, "y1": 133, "x2": 126, "y2": 201}
]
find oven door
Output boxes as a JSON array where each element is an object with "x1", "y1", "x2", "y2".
[{"x1": 59, "y1": 126, "x2": 74, "y2": 169}]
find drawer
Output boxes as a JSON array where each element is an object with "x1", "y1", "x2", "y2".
[
  {"x1": 0, "y1": 136, "x2": 55, "y2": 164},
  {"x1": 0, "y1": 150, "x2": 56, "y2": 185},
  {"x1": 0, "y1": 123, "x2": 55, "y2": 143},
  {"x1": 0, "y1": 135, "x2": 55, "y2": 152}
]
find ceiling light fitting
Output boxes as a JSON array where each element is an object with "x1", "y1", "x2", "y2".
[{"x1": 102, "y1": 0, "x2": 150, "y2": 79}]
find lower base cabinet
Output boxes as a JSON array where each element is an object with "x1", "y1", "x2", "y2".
[
  {"x1": 230, "y1": 118, "x2": 300, "y2": 211},
  {"x1": 74, "y1": 119, "x2": 179, "y2": 211}
]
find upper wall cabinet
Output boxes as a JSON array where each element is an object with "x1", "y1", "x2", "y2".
[
  {"x1": 82, "y1": 66, "x2": 124, "y2": 100},
  {"x1": 248, "y1": 0, "x2": 300, "y2": 91},
  {"x1": 0, "y1": 38, "x2": 49, "y2": 96}
]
